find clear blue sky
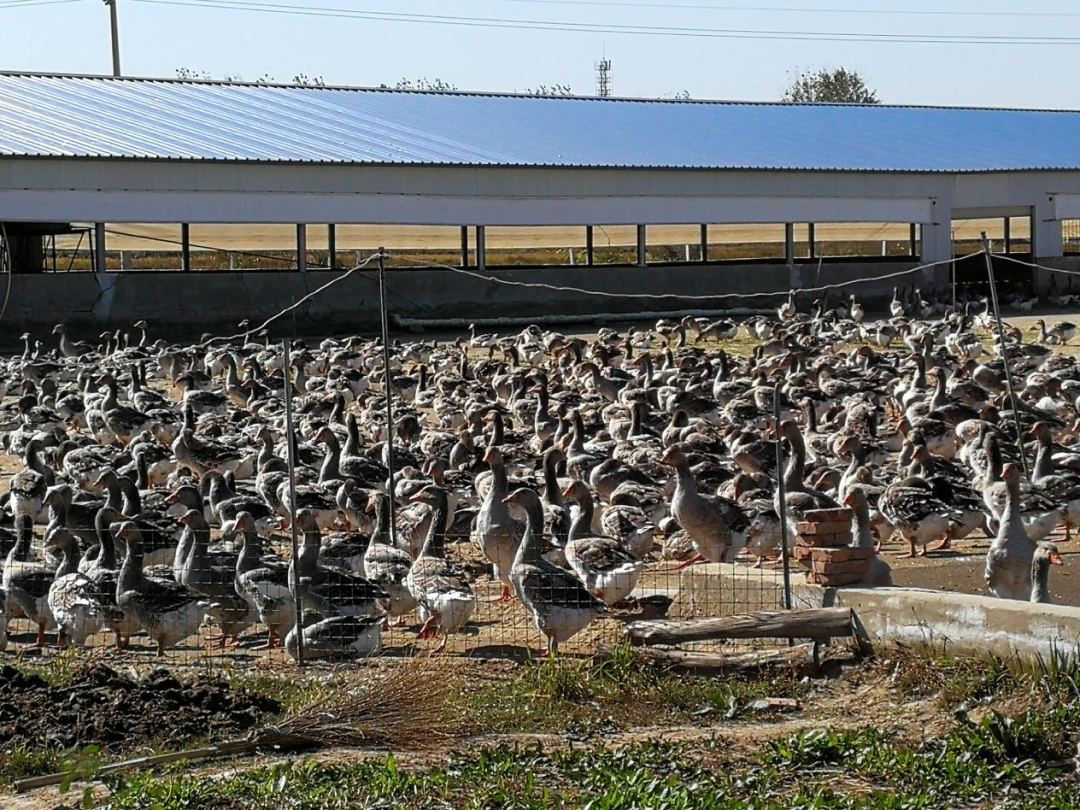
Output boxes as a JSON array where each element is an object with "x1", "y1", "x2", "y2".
[{"x1": 2, "y1": 0, "x2": 1079, "y2": 107}]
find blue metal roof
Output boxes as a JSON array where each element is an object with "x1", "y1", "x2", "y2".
[{"x1": 0, "y1": 72, "x2": 1078, "y2": 173}]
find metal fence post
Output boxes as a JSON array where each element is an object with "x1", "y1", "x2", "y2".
[
  {"x1": 981, "y1": 233, "x2": 1030, "y2": 480},
  {"x1": 378, "y1": 248, "x2": 398, "y2": 547},
  {"x1": 282, "y1": 338, "x2": 304, "y2": 665},
  {"x1": 773, "y1": 386, "x2": 793, "y2": 613}
]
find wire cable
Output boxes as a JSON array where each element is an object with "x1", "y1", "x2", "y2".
[
  {"x1": 103, "y1": 227, "x2": 319, "y2": 269},
  {"x1": 995, "y1": 251, "x2": 1080, "y2": 281},
  {"x1": 0, "y1": 222, "x2": 13, "y2": 323},
  {"x1": 129, "y1": 0, "x2": 1080, "y2": 46},
  {"x1": 197, "y1": 251, "x2": 382, "y2": 348},
  {"x1": 444, "y1": 0, "x2": 1080, "y2": 19},
  {"x1": 392, "y1": 251, "x2": 979, "y2": 302},
  {"x1": 0, "y1": 0, "x2": 87, "y2": 10}
]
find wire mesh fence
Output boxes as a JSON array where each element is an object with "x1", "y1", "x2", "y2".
[{"x1": 0, "y1": 319, "x2": 795, "y2": 666}]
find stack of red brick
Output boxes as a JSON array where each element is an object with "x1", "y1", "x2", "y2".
[{"x1": 792, "y1": 507, "x2": 873, "y2": 586}]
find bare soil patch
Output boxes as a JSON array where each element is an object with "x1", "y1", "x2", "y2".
[{"x1": 0, "y1": 663, "x2": 280, "y2": 752}]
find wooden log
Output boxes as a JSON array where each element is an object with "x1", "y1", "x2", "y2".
[
  {"x1": 596, "y1": 641, "x2": 815, "y2": 673},
  {"x1": 627, "y1": 607, "x2": 854, "y2": 646},
  {"x1": 14, "y1": 739, "x2": 258, "y2": 793}
]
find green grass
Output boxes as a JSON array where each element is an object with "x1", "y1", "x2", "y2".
[
  {"x1": 9, "y1": 649, "x2": 1080, "y2": 806},
  {"x1": 0, "y1": 744, "x2": 62, "y2": 785},
  {"x1": 97, "y1": 727, "x2": 1080, "y2": 809},
  {"x1": 461, "y1": 644, "x2": 809, "y2": 733}
]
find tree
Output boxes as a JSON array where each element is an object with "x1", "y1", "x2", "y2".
[
  {"x1": 525, "y1": 84, "x2": 574, "y2": 96},
  {"x1": 382, "y1": 77, "x2": 458, "y2": 91},
  {"x1": 781, "y1": 67, "x2": 879, "y2": 104},
  {"x1": 175, "y1": 67, "x2": 211, "y2": 80}
]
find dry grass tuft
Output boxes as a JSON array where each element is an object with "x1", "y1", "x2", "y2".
[{"x1": 261, "y1": 656, "x2": 460, "y2": 751}]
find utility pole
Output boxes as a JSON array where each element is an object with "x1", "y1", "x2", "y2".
[{"x1": 103, "y1": 0, "x2": 121, "y2": 76}]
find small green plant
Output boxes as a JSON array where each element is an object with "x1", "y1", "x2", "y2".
[
  {"x1": 58, "y1": 745, "x2": 105, "y2": 809},
  {"x1": 0, "y1": 743, "x2": 62, "y2": 785}
]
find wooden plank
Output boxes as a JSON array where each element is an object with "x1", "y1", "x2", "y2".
[{"x1": 626, "y1": 608, "x2": 853, "y2": 646}]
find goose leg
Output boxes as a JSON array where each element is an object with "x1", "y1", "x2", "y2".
[
  {"x1": 156, "y1": 637, "x2": 167, "y2": 657},
  {"x1": 417, "y1": 615, "x2": 439, "y2": 640},
  {"x1": 898, "y1": 538, "x2": 919, "y2": 559},
  {"x1": 929, "y1": 528, "x2": 954, "y2": 552},
  {"x1": 253, "y1": 627, "x2": 279, "y2": 650},
  {"x1": 36, "y1": 624, "x2": 47, "y2": 648},
  {"x1": 671, "y1": 553, "x2": 706, "y2": 571},
  {"x1": 431, "y1": 633, "x2": 448, "y2": 654},
  {"x1": 487, "y1": 584, "x2": 514, "y2": 603},
  {"x1": 56, "y1": 630, "x2": 67, "y2": 649}
]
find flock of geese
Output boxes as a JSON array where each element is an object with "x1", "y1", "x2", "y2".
[{"x1": 0, "y1": 291, "x2": 1076, "y2": 660}]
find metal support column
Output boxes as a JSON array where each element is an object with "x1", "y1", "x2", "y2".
[
  {"x1": 105, "y1": 0, "x2": 121, "y2": 77},
  {"x1": 296, "y1": 224, "x2": 307, "y2": 272},
  {"x1": 1004, "y1": 217, "x2": 1012, "y2": 254},
  {"x1": 327, "y1": 224, "x2": 336, "y2": 269},
  {"x1": 637, "y1": 224, "x2": 647, "y2": 267},
  {"x1": 180, "y1": 223, "x2": 191, "y2": 272},
  {"x1": 460, "y1": 226, "x2": 470, "y2": 268},
  {"x1": 808, "y1": 223, "x2": 816, "y2": 259},
  {"x1": 784, "y1": 224, "x2": 795, "y2": 263},
  {"x1": 909, "y1": 223, "x2": 918, "y2": 257},
  {"x1": 94, "y1": 223, "x2": 106, "y2": 274},
  {"x1": 586, "y1": 226, "x2": 594, "y2": 266},
  {"x1": 700, "y1": 224, "x2": 708, "y2": 263},
  {"x1": 476, "y1": 226, "x2": 486, "y2": 271}
]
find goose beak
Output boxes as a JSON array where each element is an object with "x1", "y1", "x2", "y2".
[
  {"x1": 1051, "y1": 551, "x2": 1065, "y2": 565},
  {"x1": 501, "y1": 495, "x2": 515, "y2": 505}
]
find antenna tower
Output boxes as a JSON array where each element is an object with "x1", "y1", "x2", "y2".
[{"x1": 595, "y1": 58, "x2": 612, "y2": 97}]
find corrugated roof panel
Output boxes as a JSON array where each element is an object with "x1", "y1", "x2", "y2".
[{"x1": 0, "y1": 72, "x2": 1078, "y2": 172}]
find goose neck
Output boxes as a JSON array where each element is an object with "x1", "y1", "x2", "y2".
[
  {"x1": 543, "y1": 456, "x2": 563, "y2": 506},
  {"x1": 515, "y1": 497, "x2": 546, "y2": 565},
  {"x1": 568, "y1": 493, "x2": 594, "y2": 541}
]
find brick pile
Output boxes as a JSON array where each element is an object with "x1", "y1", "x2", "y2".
[{"x1": 792, "y1": 507, "x2": 873, "y2": 587}]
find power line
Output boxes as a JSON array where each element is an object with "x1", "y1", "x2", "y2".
[
  {"x1": 129, "y1": 0, "x2": 1080, "y2": 45},
  {"x1": 0, "y1": 0, "x2": 87, "y2": 10},
  {"x1": 450, "y1": 0, "x2": 1080, "y2": 19}
]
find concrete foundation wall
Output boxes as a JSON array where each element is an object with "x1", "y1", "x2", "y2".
[
  {"x1": 797, "y1": 585, "x2": 1080, "y2": 663},
  {"x1": 2, "y1": 259, "x2": 946, "y2": 337},
  {"x1": 669, "y1": 564, "x2": 1080, "y2": 664}
]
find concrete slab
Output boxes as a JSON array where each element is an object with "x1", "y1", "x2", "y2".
[
  {"x1": 669, "y1": 563, "x2": 1080, "y2": 663},
  {"x1": 668, "y1": 563, "x2": 792, "y2": 619},
  {"x1": 796, "y1": 585, "x2": 1080, "y2": 663}
]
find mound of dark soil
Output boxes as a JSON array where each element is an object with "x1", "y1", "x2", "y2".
[{"x1": 0, "y1": 664, "x2": 281, "y2": 751}]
